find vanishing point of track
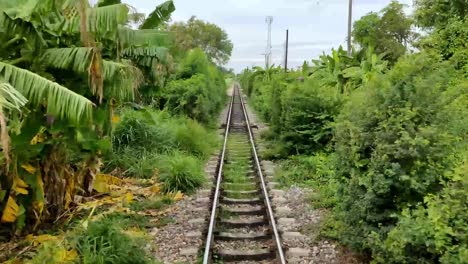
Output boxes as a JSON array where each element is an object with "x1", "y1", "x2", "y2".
[{"x1": 202, "y1": 85, "x2": 286, "y2": 263}]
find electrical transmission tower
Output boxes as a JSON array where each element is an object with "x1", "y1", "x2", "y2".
[{"x1": 265, "y1": 16, "x2": 273, "y2": 68}]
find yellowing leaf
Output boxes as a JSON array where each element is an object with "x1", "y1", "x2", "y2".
[
  {"x1": 25, "y1": 234, "x2": 60, "y2": 246},
  {"x1": 150, "y1": 184, "x2": 161, "y2": 194},
  {"x1": 172, "y1": 191, "x2": 183, "y2": 201},
  {"x1": 64, "y1": 249, "x2": 78, "y2": 262},
  {"x1": 112, "y1": 115, "x2": 120, "y2": 123},
  {"x1": 30, "y1": 129, "x2": 46, "y2": 145},
  {"x1": 93, "y1": 174, "x2": 123, "y2": 193},
  {"x1": 124, "y1": 192, "x2": 134, "y2": 203},
  {"x1": 1, "y1": 196, "x2": 19, "y2": 223},
  {"x1": 21, "y1": 164, "x2": 37, "y2": 174},
  {"x1": 13, "y1": 177, "x2": 29, "y2": 195}
]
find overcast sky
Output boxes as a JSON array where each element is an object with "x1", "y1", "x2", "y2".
[{"x1": 122, "y1": 0, "x2": 413, "y2": 72}]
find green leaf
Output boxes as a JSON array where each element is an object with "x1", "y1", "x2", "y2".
[
  {"x1": 139, "y1": 0, "x2": 175, "y2": 29},
  {"x1": 0, "y1": 81, "x2": 28, "y2": 111},
  {"x1": 41, "y1": 47, "x2": 95, "y2": 73},
  {"x1": 0, "y1": 61, "x2": 93, "y2": 123}
]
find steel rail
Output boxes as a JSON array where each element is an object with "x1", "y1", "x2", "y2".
[
  {"x1": 238, "y1": 85, "x2": 286, "y2": 264},
  {"x1": 202, "y1": 86, "x2": 235, "y2": 264}
]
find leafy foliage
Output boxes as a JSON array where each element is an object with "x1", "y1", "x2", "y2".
[
  {"x1": 239, "y1": 2, "x2": 468, "y2": 262},
  {"x1": 163, "y1": 49, "x2": 226, "y2": 124},
  {"x1": 333, "y1": 54, "x2": 468, "y2": 255},
  {"x1": 352, "y1": 1, "x2": 413, "y2": 63},
  {"x1": 166, "y1": 16, "x2": 233, "y2": 65},
  {"x1": 0, "y1": 0, "x2": 177, "y2": 234},
  {"x1": 139, "y1": 0, "x2": 175, "y2": 29}
]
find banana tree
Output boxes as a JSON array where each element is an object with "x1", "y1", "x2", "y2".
[{"x1": 0, "y1": 0, "x2": 175, "y2": 233}]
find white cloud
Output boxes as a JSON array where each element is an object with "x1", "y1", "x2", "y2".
[{"x1": 123, "y1": 0, "x2": 413, "y2": 71}]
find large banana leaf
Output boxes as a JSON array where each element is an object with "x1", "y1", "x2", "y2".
[
  {"x1": 60, "y1": 3, "x2": 130, "y2": 36},
  {"x1": 118, "y1": 27, "x2": 170, "y2": 48},
  {"x1": 0, "y1": 62, "x2": 93, "y2": 123},
  {"x1": 139, "y1": 0, "x2": 175, "y2": 29},
  {"x1": 123, "y1": 46, "x2": 169, "y2": 66},
  {"x1": 41, "y1": 47, "x2": 95, "y2": 73},
  {"x1": 87, "y1": 3, "x2": 129, "y2": 33},
  {"x1": 103, "y1": 60, "x2": 143, "y2": 100}
]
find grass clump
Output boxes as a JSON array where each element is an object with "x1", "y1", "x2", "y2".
[
  {"x1": 72, "y1": 217, "x2": 154, "y2": 264},
  {"x1": 159, "y1": 153, "x2": 206, "y2": 194},
  {"x1": 276, "y1": 153, "x2": 338, "y2": 209},
  {"x1": 130, "y1": 196, "x2": 174, "y2": 211}
]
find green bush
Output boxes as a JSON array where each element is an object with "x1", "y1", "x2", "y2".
[
  {"x1": 374, "y1": 163, "x2": 468, "y2": 264},
  {"x1": 163, "y1": 48, "x2": 226, "y2": 124},
  {"x1": 159, "y1": 152, "x2": 206, "y2": 193},
  {"x1": 280, "y1": 78, "x2": 343, "y2": 154},
  {"x1": 333, "y1": 53, "x2": 468, "y2": 255},
  {"x1": 112, "y1": 109, "x2": 176, "y2": 153}
]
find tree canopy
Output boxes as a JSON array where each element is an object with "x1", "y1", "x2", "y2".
[
  {"x1": 166, "y1": 16, "x2": 233, "y2": 65},
  {"x1": 352, "y1": 1, "x2": 413, "y2": 63}
]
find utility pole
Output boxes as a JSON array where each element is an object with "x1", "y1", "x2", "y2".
[
  {"x1": 347, "y1": 0, "x2": 353, "y2": 56},
  {"x1": 284, "y1": 29, "x2": 289, "y2": 72},
  {"x1": 265, "y1": 16, "x2": 273, "y2": 68}
]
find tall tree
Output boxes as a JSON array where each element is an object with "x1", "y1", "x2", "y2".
[
  {"x1": 413, "y1": 0, "x2": 468, "y2": 71},
  {"x1": 352, "y1": 1, "x2": 413, "y2": 63},
  {"x1": 414, "y1": 0, "x2": 467, "y2": 28},
  {"x1": 167, "y1": 16, "x2": 233, "y2": 65}
]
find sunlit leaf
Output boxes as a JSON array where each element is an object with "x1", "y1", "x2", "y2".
[
  {"x1": 1, "y1": 196, "x2": 19, "y2": 223},
  {"x1": 21, "y1": 163, "x2": 37, "y2": 174},
  {"x1": 13, "y1": 177, "x2": 29, "y2": 195}
]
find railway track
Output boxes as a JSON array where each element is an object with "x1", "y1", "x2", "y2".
[{"x1": 202, "y1": 85, "x2": 286, "y2": 263}]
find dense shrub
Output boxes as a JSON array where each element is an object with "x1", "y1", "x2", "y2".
[
  {"x1": 163, "y1": 48, "x2": 226, "y2": 124},
  {"x1": 333, "y1": 53, "x2": 468, "y2": 256},
  {"x1": 375, "y1": 164, "x2": 467, "y2": 264},
  {"x1": 280, "y1": 78, "x2": 343, "y2": 154}
]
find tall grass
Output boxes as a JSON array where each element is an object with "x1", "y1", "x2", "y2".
[
  {"x1": 159, "y1": 152, "x2": 206, "y2": 193},
  {"x1": 104, "y1": 107, "x2": 216, "y2": 193}
]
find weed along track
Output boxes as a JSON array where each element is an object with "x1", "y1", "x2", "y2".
[{"x1": 202, "y1": 85, "x2": 286, "y2": 263}]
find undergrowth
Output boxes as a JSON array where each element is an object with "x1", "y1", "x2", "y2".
[{"x1": 104, "y1": 107, "x2": 218, "y2": 193}]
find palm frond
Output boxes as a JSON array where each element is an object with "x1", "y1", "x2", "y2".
[
  {"x1": 41, "y1": 47, "x2": 95, "y2": 73},
  {"x1": 140, "y1": 0, "x2": 175, "y2": 29},
  {"x1": 103, "y1": 60, "x2": 143, "y2": 101},
  {"x1": 0, "y1": 61, "x2": 93, "y2": 123}
]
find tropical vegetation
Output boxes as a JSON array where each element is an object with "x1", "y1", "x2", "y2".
[
  {"x1": 0, "y1": 0, "x2": 228, "y2": 262},
  {"x1": 240, "y1": 1, "x2": 467, "y2": 263}
]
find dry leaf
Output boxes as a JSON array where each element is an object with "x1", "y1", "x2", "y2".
[
  {"x1": 1, "y1": 196, "x2": 19, "y2": 223},
  {"x1": 172, "y1": 191, "x2": 183, "y2": 201},
  {"x1": 13, "y1": 177, "x2": 28, "y2": 195},
  {"x1": 21, "y1": 164, "x2": 37, "y2": 174},
  {"x1": 25, "y1": 234, "x2": 60, "y2": 246},
  {"x1": 93, "y1": 174, "x2": 123, "y2": 193}
]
